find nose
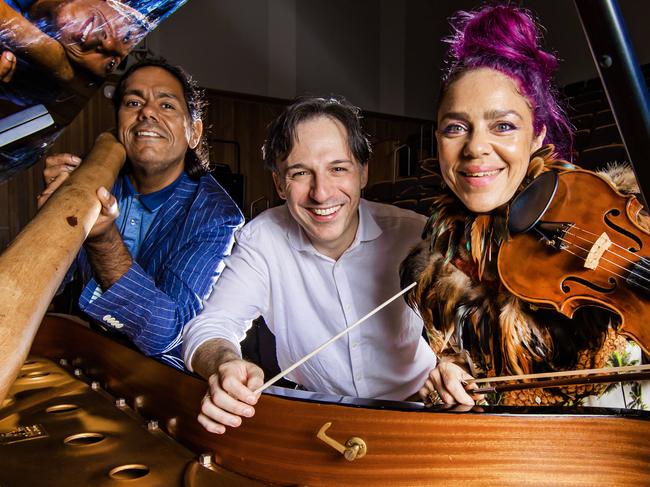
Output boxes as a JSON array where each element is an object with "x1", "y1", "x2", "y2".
[
  {"x1": 96, "y1": 29, "x2": 128, "y2": 58},
  {"x1": 462, "y1": 127, "x2": 491, "y2": 159},
  {"x1": 138, "y1": 100, "x2": 159, "y2": 122},
  {"x1": 309, "y1": 173, "x2": 335, "y2": 203}
]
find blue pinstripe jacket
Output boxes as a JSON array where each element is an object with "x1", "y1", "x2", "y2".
[{"x1": 75, "y1": 172, "x2": 244, "y2": 370}]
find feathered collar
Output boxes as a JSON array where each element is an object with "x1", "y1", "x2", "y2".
[{"x1": 423, "y1": 145, "x2": 574, "y2": 280}]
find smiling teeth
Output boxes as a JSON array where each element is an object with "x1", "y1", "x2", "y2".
[
  {"x1": 80, "y1": 21, "x2": 93, "y2": 44},
  {"x1": 136, "y1": 131, "x2": 161, "y2": 137},
  {"x1": 464, "y1": 169, "x2": 501, "y2": 177},
  {"x1": 312, "y1": 206, "x2": 340, "y2": 216}
]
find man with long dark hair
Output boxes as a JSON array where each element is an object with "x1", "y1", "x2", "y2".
[{"x1": 39, "y1": 59, "x2": 244, "y2": 369}]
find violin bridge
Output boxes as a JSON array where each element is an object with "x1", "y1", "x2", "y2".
[{"x1": 584, "y1": 232, "x2": 612, "y2": 270}]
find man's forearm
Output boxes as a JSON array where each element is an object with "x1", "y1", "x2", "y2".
[
  {"x1": 192, "y1": 338, "x2": 242, "y2": 379},
  {"x1": 84, "y1": 224, "x2": 132, "y2": 290}
]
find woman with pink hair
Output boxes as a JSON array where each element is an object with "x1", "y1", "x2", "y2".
[{"x1": 401, "y1": 4, "x2": 647, "y2": 408}]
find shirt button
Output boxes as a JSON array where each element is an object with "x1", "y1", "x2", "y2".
[
  {"x1": 355, "y1": 375, "x2": 362, "y2": 381},
  {"x1": 352, "y1": 342, "x2": 359, "y2": 350},
  {"x1": 130, "y1": 219, "x2": 136, "y2": 225}
]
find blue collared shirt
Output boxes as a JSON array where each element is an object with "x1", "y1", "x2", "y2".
[
  {"x1": 88, "y1": 173, "x2": 185, "y2": 304},
  {"x1": 77, "y1": 172, "x2": 244, "y2": 370},
  {"x1": 116, "y1": 173, "x2": 185, "y2": 258}
]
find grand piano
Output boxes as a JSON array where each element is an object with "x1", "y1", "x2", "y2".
[{"x1": 1, "y1": 1, "x2": 650, "y2": 485}]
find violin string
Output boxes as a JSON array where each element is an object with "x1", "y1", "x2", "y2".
[
  {"x1": 562, "y1": 232, "x2": 637, "y2": 277},
  {"x1": 555, "y1": 239, "x2": 626, "y2": 280},
  {"x1": 568, "y1": 225, "x2": 645, "y2": 266},
  {"x1": 557, "y1": 236, "x2": 648, "y2": 286},
  {"x1": 562, "y1": 229, "x2": 650, "y2": 286},
  {"x1": 554, "y1": 235, "x2": 650, "y2": 288}
]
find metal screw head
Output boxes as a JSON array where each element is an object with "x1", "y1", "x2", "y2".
[
  {"x1": 147, "y1": 420, "x2": 159, "y2": 431},
  {"x1": 73, "y1": 368, "x2": 82, "y2": 376},
  {"x1": 115, "y1": 398, "x2": 126, "y2": 408},
  {"x1": 199, "y1": 453, "x2": 212, "y2": 467},
  {"x1": 134, "y1": 395, "x2": 145, "y2": 409},
  {"x1": 91, "y1": 381, "x2": 101, "y2": 390},
  {"x1": 166, "y1": 417, "x2": 178, "y2": 435},
  {"x1": 599, "y1": 54, "x2": 613, "y2": 69}
]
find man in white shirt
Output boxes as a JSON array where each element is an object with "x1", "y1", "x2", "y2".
[{"x1": 183, "y1": 96, "x2": 436, "y2": 434}]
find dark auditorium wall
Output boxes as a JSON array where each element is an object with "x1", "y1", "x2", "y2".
[{"x1": 149, "y1": 0, "x2": 650, "y2": 120}]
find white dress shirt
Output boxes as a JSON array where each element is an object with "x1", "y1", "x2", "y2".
[{"x1": 183, "y1": 199, "x2": 436, "y2": 400}]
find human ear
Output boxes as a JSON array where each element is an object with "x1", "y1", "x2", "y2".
[
  {"x1": 272, "y1": 171, "x2": 287, "y2": 200},
  {"x1": 360, "y1": 163, "x2": 368, "y2": 190},
  {"x1": 188, "y1": 119, "x2": 203, "y2": 149},
  {"x1": 531, "y1": 125, "x2": 547, "y2": 153}
]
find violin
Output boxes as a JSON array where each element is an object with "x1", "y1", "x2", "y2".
[{"x1": 498, "y1": 169, "x2": 650, "y2": 355}]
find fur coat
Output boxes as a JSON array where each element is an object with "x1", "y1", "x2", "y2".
[{"x1": 400, "y1": 146, "x2": 648, "y2": 406}]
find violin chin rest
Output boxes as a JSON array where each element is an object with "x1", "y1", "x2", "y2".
[{"x1": 509, "y1": 171, "x2": 559, "y2": 234}]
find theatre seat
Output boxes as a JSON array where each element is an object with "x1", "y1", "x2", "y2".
[
  {"x1": 418, "y1": 158, "x2": 439, "y2": 176},
  {"x1": 570, "y1": 113, "x2": 594, "y2": 131},
  {"x1": 578, "y1": 144, "x2": 627, "y2": 171},
  {"x1": 573, "y1": 129, "x2": 591, "y2": 152},
  {"x1": 393, "y1": 199, "x2": 418, "y2": 212},
  {"x1": 594, "y1": 109, "x2": 614, "y2": 127},
  {"x1": 590, "y1": 124, "x2": 622, "y2": 146},
  {"x1": 570, "y1": 99, "x2": 607, "y2": 116},
  {"x1": 417, "y1": 197, "x2": 436, "y2": 216},
  {"x1": 392, "y1": 177, "x2": 420, "y2": 200},
  {"x1": 419, "y1": 174, "x2": 444, "y2": 198},
  {"x1": 364, "y1": 180, "x2": 394, "y2": 202}
]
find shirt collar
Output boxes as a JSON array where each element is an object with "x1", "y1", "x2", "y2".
[
  {"x1": 287, "y1": 199, "x2": 383, "y2": 255},
  {"x1": 124, "y1": 172, "x2": 187, "y2": 212}
]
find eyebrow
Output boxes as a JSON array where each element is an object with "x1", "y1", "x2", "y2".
[
  {"x1": 484, "y1": 109, "x2": 523, "y2": 120},
  {"x1": 283, "y1": 159, "x2": 354, "y2": 173},
  {"x1": 439, "y1": 109, "x2": 523, "y2": 121},
  {"x1": 123, "y1": 89, "x2": 182, "y2": 102}
]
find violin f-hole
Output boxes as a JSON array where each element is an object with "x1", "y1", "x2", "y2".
[
  {"x1": 561, "y1": 276, "x2": 617, "y2": 295},
  {"x1": 604, "y1": 209, "x2": 642, "y2": 252}
]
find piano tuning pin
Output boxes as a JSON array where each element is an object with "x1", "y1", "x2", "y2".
[
  {"x1": 199, "y1": 453, "x2": 212, "y2": 467},
  {"x1": 167, "y1": 417, "x2": 178, "y2": 436},
  {"x1": 134, "y1": 395, "x2": 145, "y2": 409}
]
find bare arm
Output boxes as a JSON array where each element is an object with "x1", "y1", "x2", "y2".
[
  {"x1": 192, "y1": 337, "x2": 242, "y2": 379},
  {"x1": 84, "y1": 222, "x2": 132, "y2": 290}
]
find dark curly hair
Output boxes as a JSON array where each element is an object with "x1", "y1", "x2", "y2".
[
  {"x1": 262, "y1": 96, "x2": 372, "y2": 172},
  {"x1": 112, "y1": 58, "x2": 209, "y2": 179}
]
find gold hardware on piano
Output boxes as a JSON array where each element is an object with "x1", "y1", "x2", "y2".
[{"x1": 317, "y1": 421, "x2": 367, "y2": 461}]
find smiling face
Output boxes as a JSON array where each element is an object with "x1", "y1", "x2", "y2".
[
  {"x1": 272, "y1": 116, "x2": 368, "y2": 260},
  {"x1": 47, "y1": 0, "x2": 145, "y2": 77},
  {"x1": 436, "y1": 68, "x2": 546, "y2": 213},
  {"x1": 117, "y1": 66, "x2": 202, "y2": 192}
]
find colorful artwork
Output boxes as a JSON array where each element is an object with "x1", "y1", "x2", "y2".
[{"x1": 0, "y1": 0, "x2": 187, "y2": 179}]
